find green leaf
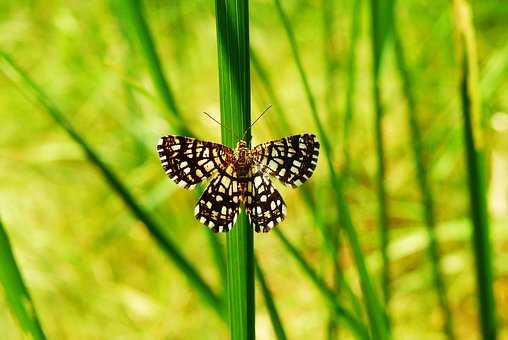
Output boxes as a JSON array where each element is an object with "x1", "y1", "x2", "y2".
[
  {"x1": 113, "y1": 0, "x2": 191, "y2": 135},
  {"x1": 368, "y1": 0, "x2": 393, "y2": 316},
  {"x1": 275, "y1": 229, "x2": 370, "y2": 340},
  {"x1": 255, "y1": 260, "x2": 288, "y2": 340},
  {"x1": 392, "y1": 10, "x2": 456, "y2": 339},
  {"x1": 251, "y1": 46, "x2": 366, "y2": 334},
  {"x1": 111, "y1": 0, "x2": 229, "y2": 300},
  {"x1": 342, "y1": 0, "x2": 362, "y2": 175},
  {"x1": 273, "y1": 0, "x2": 389, "y2": 338},
  {"x1": 215, "y1": 0, "x2": 255, "y2": 339},
  {"x1": 0, "y1": 217, "x2": 47, "y2": 340},
  {"x1": 452, "y1": 1, "x2": 498, "y2": 338},
  {"x1": 0, "y1": 51, "x2": 223, "y2": 320}
]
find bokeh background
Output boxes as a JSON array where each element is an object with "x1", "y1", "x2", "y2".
[{"x1": 0, "y1": 0, "x2": 507, "y2": 339}]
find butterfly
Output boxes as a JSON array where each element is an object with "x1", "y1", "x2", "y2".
[{"x1": 157, "y1": 134, "x2": 319, "y2": 232}]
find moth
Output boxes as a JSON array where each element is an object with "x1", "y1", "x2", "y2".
[{"x1": 157, "y1": 130, "x2": 319, "y2": 233}]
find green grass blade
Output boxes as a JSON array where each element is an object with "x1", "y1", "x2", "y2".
[
  {"x1": 322, "y1": 0, "x2": 339, "y2": 126},
  {"x1": 343, "y1": 0, "x2": 362, "y2": 174},
  {"x1": 274, "y1": 229, "x2": 370, "y2": 340},
  {"x1": 0, "y1": 218, "x2": 47, "y2": 340},
  {"x1": 0, "y1": 51, "x2": 224, "y2": 319},
  {"x1": 368, "y1": 0, "x2": 393, "y2": 309},
  {"x1": 111, "y1": 0, "x2": 229, "y2": 298},
  {"x1": 114, "y1": 0, "x2": 191, "y2": 136},
  {"x1": 215, "y1": 0, "x2": 254, "y2": 338},
  {"x1": 321, "y1": 2, "x2": 343, "y2": 337},
  {"x1": 452, "y1": 1, "x2": 497, "y2": 338},
  {"x1": 255, "y1": 259, "x2": 288, "y2": 340},
  {"x1": 392, "y1": 21, "x2": 456, "y2": 340},
  {"x1": 207, "y1": 230, "x2": 228, "y2": 292},
  {"x1": 252, "y1": 45, "x2": 367, "y2": 326},
  {"x1": 273, "y1": 1, "x2": 389, "y2": 338},
  {"x1": 250, "y1": 49, "x2": 292, "y2": 133}
]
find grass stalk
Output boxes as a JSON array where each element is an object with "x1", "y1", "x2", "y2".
[
  {"x1": 255, "y1": 259, "x2": 288, "y2": 340},
  {"x1": 214, "y1": 0, "x2": 254, "y2": 338},
  {"x1": 452, "y1": 1, "x2": 497, "y2": 338},
  {"x1": 273, "y1": 1, "x2": 389, "y2": 338},
  {"x1": 322, "y1": 0, "x2": 339, "y2": 128},
  {"x1": 321, "y1": 1, "x2": 342, "y2": 337},
  {"x1": 112, "y1": 0, "x2": 229, "y2": 298},
  {"x1": 274, "y1": 229, "x2": 369, "y2": 339},
  {"x1": 392, "y1": 22, "x2": 456, "y2": 339},
  {"x1": 250, "y1": 49, "x2": 292, "y2": 133},
  {"x1": 0, "y1": 217, "x2": 47, "y2": 340},
  {"x1": 342, "y1": 0, "x2": 362, "y2": 175},
  {"x1": 0, "y1": 51, "x2": 224, "y2": 319},
  {"x1": 252, "y1": 47, "x2": 365, "y2": 322},
  {"x1": 115, "y1": 0, "x2": 191, "y2": 135},
  {"x1": 368, "y1": 0, "x2": 392, "y2": 309}
]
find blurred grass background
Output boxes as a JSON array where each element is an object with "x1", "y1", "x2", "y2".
[{"x1": 0, "y1": 0, "x2": 507, "y2": 339}]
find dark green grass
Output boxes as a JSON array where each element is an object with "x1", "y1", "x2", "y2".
[
  {"x1": 113, "y1": 0, "x2": 229, "y2": 303},
  {"x1": 0, "y1": 51, "x2": 224, "y2": 318},
  {"x1": 273, "y1": 0, "x2": 389, "y2": 338},
  {"x1": 453, "y1": 1, "x2": 498, "y2": 338},
  {"x1": 0, "y1": 1, "x2": 506, "y2": 338},
  {"x1": 251, "y1": 47, "x2": 369, "y2": 337},
  {"x1": 215, "y1": 0, "x2": 254, "y2": 339},
  {"x1": 342, "y1": 0, "x2": 362, "y2": 176},
  {"x1": 392, "y1": 15, "x2": 456, "y2": 339},
  {"x1": 275, "y1": 229, "x2": 370, "y2": 339},
  {"x1": 368, "y1": 0, "x2": 393, "y2": 313},
  {"x1": 0, "y1": 217, "x2": 46, "y2": 340},
  {"x1": 255, "y1": 259, "x2": 288, "y2": 340}
]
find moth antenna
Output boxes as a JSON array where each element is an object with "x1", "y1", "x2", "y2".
[
  {"x1": 241, "y1": 105, "x2": 272, "y2": 141},
  {"x1": 202, "y1": 111, "x2": 241, "y2": 141}
]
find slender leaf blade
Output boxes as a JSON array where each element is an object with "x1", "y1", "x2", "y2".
[
  {"x1": 0, "y1": 218, "x2": 47, "y2": 340},
  {"x1": 215, "y1": 0, "x2": 255, "y2": 338}
]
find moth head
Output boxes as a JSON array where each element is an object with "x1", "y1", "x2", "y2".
[{"x1": 237, "y1": 139, "x2": 248, "y2": 149}]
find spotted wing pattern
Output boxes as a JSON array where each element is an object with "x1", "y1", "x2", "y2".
[
  {"x1": 194, "y1": 164, "x2": 241, "y2": 232},
  {"x1": 157, "y1": 135, "x2": 233, "y2": 189},
  {"x1": 253, "y1": 134, "x2": 319, "y2": 188},
  {"x1": 246, "y1": 172, "x2": 286, "y2": 233}
]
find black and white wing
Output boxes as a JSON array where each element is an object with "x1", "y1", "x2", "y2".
[
  {"x1": 157, "y1": 135, "x2": 233, "y2": 189},
  {"x1": 253, "y1": 134, "x2": 320, "y2": 187},
  {"x1": 246, "y1": 172, "x2": 286, "y2": 233},
  {"x1": 194, "y1": 164, "x2": 241, "y2": 232}
]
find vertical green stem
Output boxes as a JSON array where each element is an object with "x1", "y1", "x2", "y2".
[
  {"x1": 255, "y1": 259, "x2": 288, "y2": 340},
  {"x1": 273, "y1": 1, "x2": 389, "y2": 338},
  {"x1": 343, "y1": 0, "x2": 362, "y2": 175},
  {"x1": 369, "y1": 0, "x2": 391, "y2": 313},
  {"x1": 113, "y1": 0, "x2": 229, "y2": 300},
  {"x1": 322, "y1": 0, "x2": 339, "y2": 129},
  {"x1": 215, "y1": 1, "x2": 254, "y2": 339},
  {"x1": 453, "y1": 1, "x2": 497, "y2": 338},
  {"x1": 322, "y1": 1, "x2": 341, "y2": 338},
  {"x1": 392, "y1": 25, "x2": 456, "y2": 339},
  {"x1": 0, "y1": 218, "x2": 47, "y2": 340},
  {"x1": 0, "y1": 51, "x2": 224, "y2": 318},
  {"x1": 119, "y1": 0, "x2": 191, "y2": 135}
]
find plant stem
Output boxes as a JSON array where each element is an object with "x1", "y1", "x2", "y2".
[
  {"x1": 255, "y1": 259, "x2": 288, "y2": 340},
  {"x1": 392, "y1": 23, "x2": 456, "y2": 340},
  {"x1": 452, "y1": 1, "x2": 497, "y2": 338},
  {"x1": 369, "y1": 0, "x2": 391, "y2": 311},
  {"x1": 273, "y1": 0, "x2": 389, "y2": 338},
  {"x1": 275, "y1": 229, "x2": 370, "y2": 340},
  {"x1": 215, "y1": 0, "x2": 254, "y2": 339},
  {"x1": 118, "y1": 0, "x2": 191, "y2": 135},
  {"x1": 0, "y1": 217, "x2": 47, "y2": 340},
  {"x1": 343, "y1": 0, "x2": 362, "y2": 175},
  {"x1": 0, "y1": 51, "x2": 224, "y2": 320}
]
